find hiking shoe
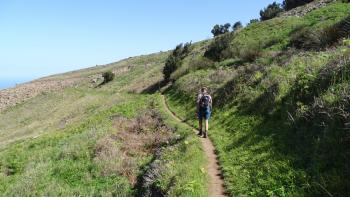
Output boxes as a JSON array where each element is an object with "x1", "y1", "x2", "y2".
[
  {"x1": 203, "y1": 131, "x2": 207, "y2": 138},
  {"x1": 197, "y1": 130, "x2": 203, "y2": 136}
]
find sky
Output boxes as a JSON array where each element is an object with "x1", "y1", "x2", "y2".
[{"x1": 0, "y1": 0, "x2": 283, "y2": 87}]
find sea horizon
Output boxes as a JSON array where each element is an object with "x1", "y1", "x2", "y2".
[{"x1": 0, "y1": 78, "x2": 34, "y2": 90}]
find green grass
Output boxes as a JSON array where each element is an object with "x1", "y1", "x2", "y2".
[
  {"x1": 163, "y1": 46, "x2": 350, "y2": 197},
  {"x1": 0, "y1": 51, "x2": 207, "y2": 196},
  {"x1": 151, "y1": 94, "x2": 208, "y2": 196},
  {"x1": 0, "y1": 94, "x2": 142, "y2": 196},
  {"x1": 0, "y1": 93, "x2": 208, "y2": 196},
  {"x1": 303, "y1": 1, "x2": 350, "y2": 28},
  {"x1": 231, "y1": 17, "x2": 304, "y2": 51},
  {"x1": 1, "y1": 2, "x2": 350, "y2": 196},
  {"x1": 229, "y1": 1, "x2": 350, "y2": 53},
  {"x1": 164, "y1": 88, "x2": 307, "y2": 196},
  {"x1": 160, "y1": 3, "x2": 350, "y2": 195}
]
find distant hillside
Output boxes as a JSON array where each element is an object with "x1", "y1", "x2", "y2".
[{"x1": 0, "y1": 53, "x2": 168, "y2": 112}]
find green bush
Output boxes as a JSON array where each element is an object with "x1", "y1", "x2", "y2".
[
  {"x1": 211, "y1": 23, "x2": 231, "y2": 37},
  {"x1": 248, "y1": 19, "x2": 259, "y2": 26},
  {"x1": 204, "y1": 33, "x2": 233, "y2": 61},
  {"x1": 163, "y1": 42, "x2": 192, "y2": 82},
  {"x1": 260, "y1": 2, "x2": 284, "y2": 21},
  {"x1": 283, "y1": 0, "x2": 314, "y2": 11},
  {"x1": 102, "y1": 71, "x2": 115, "y2": 83},
  {"x1": 232, "y1": 21, "x2": 243, "y2": 32}
]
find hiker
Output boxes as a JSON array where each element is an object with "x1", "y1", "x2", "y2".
[{"x1": 196, "y1": 87, "x2": 212, "y2": 138}]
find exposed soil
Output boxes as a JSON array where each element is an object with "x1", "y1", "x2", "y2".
[{"x1": 0, "y1": 78, "x2": 80, "y2": 112}]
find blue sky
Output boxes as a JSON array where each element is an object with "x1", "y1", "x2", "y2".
[{"x1": 0, "y1": 0, "x2": 282, "y2": 81}]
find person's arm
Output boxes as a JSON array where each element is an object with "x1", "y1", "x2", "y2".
[
  {"x1": 196, "y1": 94, "x2": 200, "y2": 113},
  {"x1": 209, "y1": 95, "x2": 213, "y2": 110}
]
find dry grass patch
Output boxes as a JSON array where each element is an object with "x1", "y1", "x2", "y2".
[{"x1": 93, "y1": 108, "x2": 174, "y2": 185}]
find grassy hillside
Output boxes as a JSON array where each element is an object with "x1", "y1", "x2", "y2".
[
  {"x1": 1, "y1": 1, "x2": 350, "y2": 196},
  {"x1": 0, "y1": 53, "x2": 208, "y2": 196},
  {"x1": 163, "y1": 1, "x2": 350, "y2": 196}
]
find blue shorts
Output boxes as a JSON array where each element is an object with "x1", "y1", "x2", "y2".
[{"x1": 198, "y1": 108, "x2": 211, "y2": 120}]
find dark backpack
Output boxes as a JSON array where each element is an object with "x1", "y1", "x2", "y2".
[{"x1": 200, "y1": 95, "x2": 210, "y2": 109}]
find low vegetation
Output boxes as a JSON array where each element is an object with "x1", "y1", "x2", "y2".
[
  {"x1": 162, "y1": 1, "x2": 350, "y2": 196},
  {"x1": 290, "y1": 15, "x2": 350, "y2": 50},
  {"x1": 1, "y1": 1, "x2": 350, "y2": 196},
  {"x1": 0, "y1": 54, "x2": 207, "y2": 196}
]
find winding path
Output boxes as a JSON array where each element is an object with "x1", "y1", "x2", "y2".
[{"x1": 161, "y1": 95, "x2": 227, "y2": 197}]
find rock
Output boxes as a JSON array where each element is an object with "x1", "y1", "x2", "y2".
[{"x1": 279, "y1": 0, "x2": 336, "y2": 18}]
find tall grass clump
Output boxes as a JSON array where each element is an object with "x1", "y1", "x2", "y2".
[
  {"x1": 290, "y1": 27, "x2": 323, "y2": 50},
  {"x1": 234, "y1": 42, "x2": 263, "y2": 63},
  {"x1": 291, "y1": 15, "x2": 350, "y2": 50}
]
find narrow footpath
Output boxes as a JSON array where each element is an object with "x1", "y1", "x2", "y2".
[{"x1": 161, "y1": 95, "x2": 227, "y2": 197}]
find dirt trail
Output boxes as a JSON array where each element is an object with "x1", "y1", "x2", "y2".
[{"x1": 161, "y1": 95, "x2": 227, "y2": 197}]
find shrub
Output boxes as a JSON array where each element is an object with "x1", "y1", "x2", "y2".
[
  {"x1": 260, "y1": 2, "x2": 284, "y2": 21},
  {"x1": 233, "y1": 21, "x2": 243, "y2": 32},
  {"x1": 211, "y1": 23, "x2": 231, "y2": 37},
  {"x1": 283, "y1": 0, "x2": 314, "y2": 11},
  {"x1": 102, "y1": 71, "x2": 115, "y2": 83},
  {"x1": 204, "y1": 33, "x2": 233, "y2": 61},
  {"x1": 163, "y1": 55, "x2": 181, "y2": 82},
  {"x1": 163, "y1": 42, "x2": 192, "y2": 82},
  {"x1": 248, "y1": 19, "x2": 260, "y2": 26}
]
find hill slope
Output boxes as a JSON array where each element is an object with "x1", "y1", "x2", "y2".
[
  {"x1": 0, "y1": 52, "x2": 209, "y2": 196},
  {"x1": 1, "y1": 1, "x2": 350, "y2": 196},
  {"x1": 163, "y1": 1, "x2": 350, "y2": 196}
]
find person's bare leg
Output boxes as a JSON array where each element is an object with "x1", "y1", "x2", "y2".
[{"x1": 205, "y1": 119, "x2": 209, "y2": 132}]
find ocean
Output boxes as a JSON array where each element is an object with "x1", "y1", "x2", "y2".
[{"x1": 0, "y1": 78, "x2": 32, "y2": 90}]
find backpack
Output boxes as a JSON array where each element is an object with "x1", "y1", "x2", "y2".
[{"x1": 199, "y1": 94, "x2": 210, "y2": 109}]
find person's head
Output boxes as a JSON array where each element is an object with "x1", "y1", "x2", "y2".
[{"x1": 201, "y1": 87, "x2": 208, "y2": 94}]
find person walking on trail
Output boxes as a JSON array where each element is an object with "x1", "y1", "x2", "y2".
[{"x1": 196, "y1": 87, "x2": 212, "y2": 138}]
